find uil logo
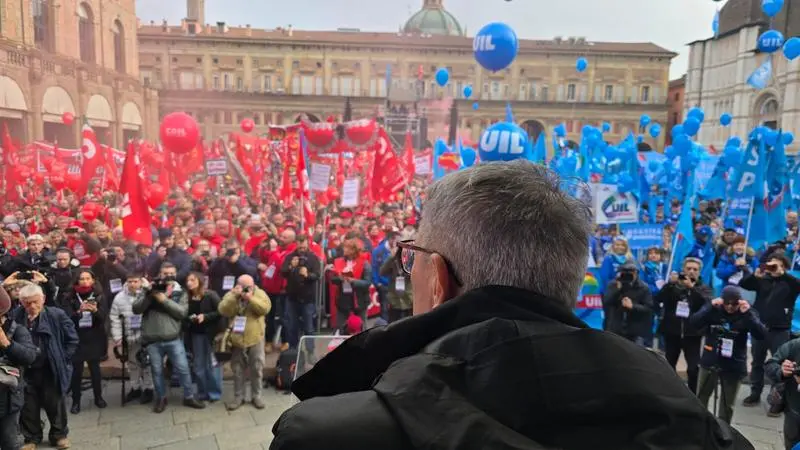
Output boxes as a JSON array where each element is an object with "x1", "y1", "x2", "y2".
[{"x1": 479, "y1": 130, "x2": 524, "y2": 155}]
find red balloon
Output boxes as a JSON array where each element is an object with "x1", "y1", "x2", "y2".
[
  {"x1": 81, "y1": 207, "x2": 97, "y2": 222},
  {"x1": 240, "y1": 118, "x2": 255, "y2": 133},
  {"x1": 62, "y1": 112, "x2": 74, "y2": 126},
  {"x1": 190, "y1": 182, "x2": 207, "y2": 200},
  {"x1": 160, "y1": 112, "x2": 199, "y2": 154},
  {"x1": 326, "y1": 186, "x2": 340, "y2": 200},
  {"x1": 146, "y1": 183, "x2": 167, "y2": 209}
]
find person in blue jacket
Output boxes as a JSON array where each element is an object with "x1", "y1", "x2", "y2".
[
  {"x1": 716, "y1": 236, "x2": 758, "y2": 287},
  {"x1": 371, "y1": 230, "x2": 398, "y2": 321},
  {"x1": 599, "y1": 236, "x2": 635, "y2": 295},
  {"x1": 640, "y1": 246, "x2": 668, "y2": 295}
]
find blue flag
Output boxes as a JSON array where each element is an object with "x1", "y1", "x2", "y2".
[{"x1": 747, "y1": 57, "x2": 773, "y2": 90}]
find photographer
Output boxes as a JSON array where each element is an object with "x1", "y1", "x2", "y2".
[
  {"x1": 2, "y1": 270, "x2": 56, "y2": 308},
  {"x1": 0, "y1": 284, "x2": 38, "y2": 450},
  {"x1": 739, "y1": 253, "x2": 800, "y2": 410},
  {"x1": 132, "y1": 262, "x2": 205, "y2": 413},
  {"x1": 280, "y1": 235, "x2": 320, "y2": 352},
  {"x1": 766, "y1": 336, "x2": 800, "y2": 449},
  {"x1": 602, "y1": 262, "x2": 653, "y2": 346},
  {"x1": 50, "y1": 249, "x2": 79, "y2": 304},
  {"x1": 9, "y1": 234, "x2": 54, "y2": 277},
  {"x1": 0, "y1": 242, "x2": 14, "y2": 279},
  {"x1": 208, "y1": 239, "x2": 258, "y2": 298},
  {"x1": 218, "y1": 275, "x2": 271, "y2": 411},
  {"x1": 655, "y1": 257, "x2": 712, "y2": 393},
  {"x1": 690, "y1": 286, "x2": 766, "y2": 424},
  {"x1": 92, "y1": 247, "x2": 130, "y2": 307}
]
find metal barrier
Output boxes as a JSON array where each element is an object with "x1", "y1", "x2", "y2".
[{"x1": 289, "y1": 334, "x2": 350, "y2": 404}]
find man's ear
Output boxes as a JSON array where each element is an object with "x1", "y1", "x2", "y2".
[{"x1": 430, "y1": 253, "x2": 456, "y2": 309}]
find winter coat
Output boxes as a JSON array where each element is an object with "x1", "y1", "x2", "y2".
[
  {"x1": 602, "y1": 278, "x2": 654, "y2": 339},
  {"x1": 0, "y1": 318, "x2": 38, "y2": 416},
  {"x1": 11, "y1": 306, "x2": 78, "y2": 395},
  {"x1": 271, "y1": 285, "x2": 753, "y2": 450},
  {"x1": 218, "y1": 287, "x2": 271, "y2": 349},
  {"x1": 110, "y1": 282, "x2": 149, "y2": 344},
  {"x1": 59, "y1": 288, "x2": 107, "y2": 361},
  {"x1": 655, "y1": 280, "x2": 712, "y2": 337},
  {"x1": 208, "y1": 255, "x2": 259, "y2": 298},
  {"x1": 379, "y1": 257, "x2": 412, "y2": 311},
  {"x1": 132, "y1": 283, "x2": 188, "y2": 344}
]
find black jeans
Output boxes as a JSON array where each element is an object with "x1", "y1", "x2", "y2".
[
  {"x1": 750, "y1": 328, "x2": 791, "y2": 395},
  {"x1": 0, "y1": 411, "x2": 21, "y2": 450},
  {"x1": 20, "y1": 372, "x2": 68, "y2": 444},
  {"x1": 697, "y1": 368, "x2": 742, "y2": 424},
  {"x1": 663, "y1": 334, "x2": 702, "y2": 393},
  {"x1": 70, "y1": 358, "x2": 102, "y2": 403}
]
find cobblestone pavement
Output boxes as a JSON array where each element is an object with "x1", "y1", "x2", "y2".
[{"x1": 34, "y1": 380, "x2": 787, "y2": 449}]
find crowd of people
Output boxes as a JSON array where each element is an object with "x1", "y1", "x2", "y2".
[{"x1": 0, "y1": 176, "x2": 423, "y2": 449}]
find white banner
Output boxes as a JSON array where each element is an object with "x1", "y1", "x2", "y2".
[
  {"x1": 309, "y1": 163, "x2": 332, "y2": 192},
  {"x1": 205, "y1": 158, "x2": 228, "y2": 176},
  {"x1": 591, "y1": 183, "x2": 639, "y2": 225},
  {"x1": 341, "y1": 178, "x2": 360, "y2": 208},
  {"x1": 414, "y1": 155, "x2": 431, "y2": 175}
]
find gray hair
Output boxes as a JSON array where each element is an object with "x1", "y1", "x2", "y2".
[
  {"x1": 18, "y1": 283, "x2": 45, "y2": 300},
  {"x1": 418, "y1": 161, "x2": 592, "y2": 307}
]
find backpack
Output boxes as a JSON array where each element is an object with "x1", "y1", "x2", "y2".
[{"x1": 275, "y1": 348, "x2": 298, "y2": 391}]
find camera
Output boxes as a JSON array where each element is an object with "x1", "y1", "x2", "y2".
[
  {"x1": 225, "y1": 248, "x2": 236, "y2": 258},
  {"x1": 618, "y1": 271, "x2": 634, "y2": 283},
  {"x1": 16, "y1": 271, "x2": 34, "y2": 281},
  {"x1": 136, "y1": 347, "x2": 151, "y2": 367},
  {"x1": 710, "y1": 324, "x2": 739, "y2": 338},
  {"x1": 242, "y1": 286, "x2": 252, "y2": 294},
  {"x1": 107, "y1": 252, "x2": 117, "y2": 263},
  {"x1": 150, "y1": 275, "x2": 175, "y2": 292},
  {"x1": 65, "y1": 227, "x2": 79, "y2": 234}
]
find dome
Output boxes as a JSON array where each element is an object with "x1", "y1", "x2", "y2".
[{"x1": 403, "y1": 0, "x2": 464, "y2": 37}]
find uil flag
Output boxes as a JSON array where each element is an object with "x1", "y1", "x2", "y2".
[
  {"x1": 119, "y1": 141, "x2": 153, "y2": 246},
  {"x1": 747, "y1": 58, "x2": 772, "y2": 90},
  {"x1": 77, "y1": 119, "x2": 102, "y2": 196}
]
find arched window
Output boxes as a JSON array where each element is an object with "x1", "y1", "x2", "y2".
[
  {"x1": 113, "y1": 20, "x2": 125, "y2": 72},
  {"x1": 78, "y1": 3, "x2": 95, "y2": 64},
  {"x1": 760, "y1": 98, "x2": 779, "y2": 116},
  {"x1": 32, "y1": 0, "x2": 52, "y2": 51}
]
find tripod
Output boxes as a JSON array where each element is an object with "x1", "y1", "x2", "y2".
[{"x1": 709, "y1": 365, "x2": 727, "y2": 420}]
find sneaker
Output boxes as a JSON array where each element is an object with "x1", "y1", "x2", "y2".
[
  {"x1": 252, "y1": 397, "x2": 266, "y2": 409},
  {"x1": 140, "y1": 389, "x2": 154, "y2": 405},
  {"x1": 124, "y1": 389, "x2": 142, "y2": 404},
  {"x1": 55, "y1": 438, "x2": 71, "y2": 449},
  {"x1": 183, "y1": 398, "x2": 206, "y2": 409},
  {"x1": 153, "y1": 397, "x2": 168, "y2": 414},
  {"x1": 70, "y1": 402, "x2": 80, "y2": 415},
  {"x1": 226, "y1": 398, "x2": 244, "y2": 411},
  {"x1": 742, "y1": 393, "x2": 761, "y2": 406}
]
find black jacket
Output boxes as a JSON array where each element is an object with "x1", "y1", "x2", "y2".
[
  {"x1": 207, "y1": 256, "x2": 259, "y2": 298},
  {"x1": 656, "y1": 280, "x2": 712, "y2": 337},
  {"x1": 602, "y1": 279, "x2": 654, "y2": 339},
  {"x1": 0, "y1": 318, "x2": 38, "y2": 417},
  {"x1": 59, "y1": 289, "x2": 108, "y2": 361},
  {"x1": 766, "y1": 338, "x2": 800, "y2": 418},
  {"x1": 271, "y1": 285, "x2": 753, "y2": 450},
  {"x1": 739, "y1": 272, "x2": 800, "y2": 330},
  {"x1": 690, "y1": 303, "x2": 767, "y2": 375},
  {"x1": 280, "y1": 250, "x2": 320, "y2": 303}
]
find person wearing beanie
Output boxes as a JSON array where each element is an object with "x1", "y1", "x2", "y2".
[
  {"x1": 144, "y1": 228, "x2": 191, "y2": 283},
  {"x1": 0, "y1": 285, "x2": 38, "y2": 450},
  {"x1": 716, "y1": 236, "x2": 757, "y2": 287},
  {"x1": 602, "y1": 261, "x2": 653, "y2": 346},
  {"x1": 767, "y1": 324, "x2": 800, "y2": 449},
  {"x1": 690, "y1": 285, "x2": 767, "y2": 424}
]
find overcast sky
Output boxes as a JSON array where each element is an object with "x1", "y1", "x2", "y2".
[{"x1": 135, "y1": 0, "x2": 721, "y2": 80}]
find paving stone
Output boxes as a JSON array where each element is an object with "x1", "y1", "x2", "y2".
[
  {"x1": 149, "y1": 435, "x2": 220, "y2": 450},
  {"x1": 120, "y1": 425, "x2": 188, "y2": 450},
  {"x1": 214, "y1": 426, "x2": 274, "y2": 450},
  {"x1": 186, "y1": 413, "x2": 257, "y2": 439},
  {"x1": 110, "y1": 412, "x2": 177, "y2": 436},
  {"x1": 70, "y1": 423, "x2": 112, "y2": 444}
]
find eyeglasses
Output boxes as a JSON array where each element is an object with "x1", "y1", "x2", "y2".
[{"x1": 396, "y1": 240, "x2": 462, "y2": 286}]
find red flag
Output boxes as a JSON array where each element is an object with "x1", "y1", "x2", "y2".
[
  {"x1": 119, "y1": 142, "x2": 152, "y2": 246},
  {"x1": 77, "y1": 120, "x2": 102, "y2": 196},
  {"x1": 296, "y1": 136, "x2": 315, "y2": 233},
  {"x1": 1, "y1": 123, "x2": 22, "y2": 204},
  {"x1": 101, "y1": 145, "x2": 120, "y2": 190},
  {"x1": 371, "y1": 129, "x2": 406, "y2": 202}
]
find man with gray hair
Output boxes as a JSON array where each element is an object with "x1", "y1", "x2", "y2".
[{"x1": 270, "y1": 161, "x2": 751, "y2": 450}]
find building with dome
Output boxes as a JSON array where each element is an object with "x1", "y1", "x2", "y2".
[
  {"x1": 685, "y1": 0, "x2": 800, "y2": 149},
  {"x1": 137, "y1": 0, "x2": 676, "y2": 151}
]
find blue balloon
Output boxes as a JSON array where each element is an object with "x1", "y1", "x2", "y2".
[
  {"x1": 478, "y1": 121, "x2": 530, "y2": 162},
  {"x1": 723, "y1": 146, "x2": 742, "y2": 167},
  {"x1": 683, "y1": 117, "x2": 701, "y2": 137},
  {"x1": 784, "y1": 37, "x2": 800, "y2": 61},
  {"x1": 765, "y1": 129, "x2": 779, "y2": 146},
  {"x1": 687, "y1": 107, "x2": 705, "y2": 123},
  {"x1": 636, "y1": 135, "x2": 644, "y2": 144},
  {"x1": 640, "y1": 114, "x2": 651, "y2": 128},
  {"x1": 581, "y1": 125, "x2": 593, "y2": 136},
  {"x1": 554, "y1": 123, "x2": 567, "y2": 138},
  {"x1": 460, "y1": 147, "x2": 477, "y2": 167},
  {"x1": 602, "y1": 122, "x2": 611, "y2": 133},
  {"x1": 673, "y1": 134, "x2": 692, "y2": 153},
  {"x1": 463, "y1": 85, "x2": 473, "y2": 98},
  {"x1": 647, "y1": 160, "x2": 660, "y2": 172},
  {"x1": 726, "y1": 136, "x2": 742, "y2": 149},
  {"x1": 576, "y1": 57, "x2": 588, "y2": 73},
  {"x1": 472, "y1": 102, "x2": 479, "y2": 110},
  {"x1": 435, "y1": 68, "x2": 449, "y2": 87},
  {"x1": 783, "y1": 132, "x2": 795, "y2": 146},
  {"x1": 720, "y1": 113, "x2": 732, "y2": 126},
  {"x1": 617, "y1": 173, "x2": 635, "y2": 194},
  {"x1": 473, "y1": 22, "x2": 519, "y2": 72},
  {"x1": 649, "y1": 123, "x2": 662, "y2": 138},
  {"x1": 758, "y1": 29, "x2": 785, "y2": 53},
  {"x1": 762, "y1": 0, "x2": 784, "y2": 17},
  {"x1": 671, "y1": 124, "x2": 685, "y2": 137}
]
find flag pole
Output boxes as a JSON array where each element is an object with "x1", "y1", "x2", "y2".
[{"x1": 743, "y1": 199, "x2": 756, "y2": 249}]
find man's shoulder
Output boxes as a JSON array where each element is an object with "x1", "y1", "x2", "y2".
[{"x1": 271, "y1": 390, "x2": 410, "y2": 450}]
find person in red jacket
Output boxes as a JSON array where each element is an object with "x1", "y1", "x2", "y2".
[
  {"x1": 260, "y1": 228, "x2": 296, "y2": 352},
  {"x1": 65, "y1": 221, "x2": 102, "y2": 268}
]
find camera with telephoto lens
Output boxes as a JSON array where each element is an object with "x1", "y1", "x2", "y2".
[
  {"x1": 709, "y1": 323, "x2": 739, "y2": 338},
  {"x1": 136, "y1": 347, "x2": 151, "y2": 367},
  {"x1": 150, "y1": 275, "x2": 176, "y2": 292}
]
